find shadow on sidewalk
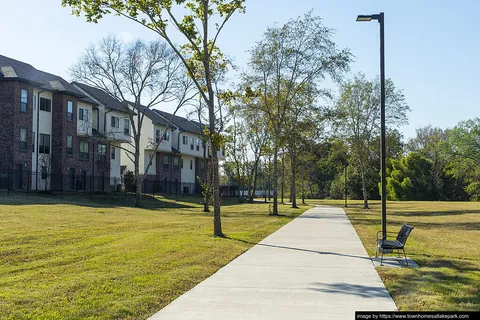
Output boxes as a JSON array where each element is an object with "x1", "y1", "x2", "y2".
[
  {"x1": 308, "y1": 282, "x2": 391, "y2": 298},
  {"x1": 257, "y1": 243, "x2": 372, "y2": 261}
]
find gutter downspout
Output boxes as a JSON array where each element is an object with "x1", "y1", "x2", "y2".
[{"x1": 35, "y1": 89, "x2": 46, "y2": 191}]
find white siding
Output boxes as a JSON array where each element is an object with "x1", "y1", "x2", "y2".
[
  {"x1": 110, "y1": 143, "x2": 121, "y2": 186},
  {"x1": 31, "y1": 89, "x2": 53, "y2": 190},
  {"x1": 181, "y1": 155, "x2": 196, "y2": 184},
  {"x1": 178, "y1": 132, "x2": 204, "y2": 158},
  {"x1": 121, "y1": 116, "x2": 174, "y2": 175},
  {"x1": 105, "y1": 111, "x2": 132, "y2": 142},
  {"x1": 77, "y1": 101, "x2": 93, "y2": 136},
  {"x1": 144, "y1": 151, "x2": 156, "y2": 175}
]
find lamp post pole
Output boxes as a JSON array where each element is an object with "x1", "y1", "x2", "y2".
[
  {"x1": 379, "y1": 13, "x2": 387, "y2": 241},
  {"x1": 356, "y1": 12, "x2": 387, "y2": 241}
]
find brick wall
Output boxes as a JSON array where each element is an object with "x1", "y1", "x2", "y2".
[
  {"x1": 0, "y1": 80, "x2": 34, "y2": 189},
  {"x1": 155, "y1": 152, "x2": 182, "y2": 182},
  {"x1": 50, "y1": 93, "x2": 111, "y2": 191}
]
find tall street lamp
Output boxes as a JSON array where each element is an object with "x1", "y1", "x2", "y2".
[{"x1": 356, "y1": 12, "x2": 387, "y2": 241}]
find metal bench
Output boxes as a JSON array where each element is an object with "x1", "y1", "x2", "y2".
[{"x1": 376, "y1": 224, "x2": 414, "y2": 266}]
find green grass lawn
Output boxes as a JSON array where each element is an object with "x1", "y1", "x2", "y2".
[
  {"x1": 308, "y1": 199, "x2": 480, "y2": 311},
  {"x1": 0, "y1": 193, "x2": 309, "y2": 319}
]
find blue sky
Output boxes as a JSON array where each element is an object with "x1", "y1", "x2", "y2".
[{"x1": 1, "y1": 0, "x2": 478, "y2": 139}]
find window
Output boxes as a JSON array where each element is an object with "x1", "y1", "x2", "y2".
[
  {"x1": 79, "y1": 141, "x2": 89, "y2": 160},
  {"x1": 173, "y1": 157, "x2": 179, "y2": 171},
  {"x1": 190, "y1": 160, "x2": 193, "y2": 170},
  {"x1": 155, "y1": 129, "x2": 161, "y2": 143},
  {"x1": 32, "y1": 132, "x2": 35, "y2": 153},
  {"x1": 21, "y1": 89, "x2": 28, "y2": 112},
  {"x1": 200, "y1": 159, "x2": 205, "y2": 172},
  {"x1": 190, "y1": 137, "x2": 194, "y2": 150},
  {"x1": 41, "y1": 166, "x2": 47, "y2": 180},
  {"x1": 39, "y1": 134, "x2": 50, "y2": 154},
  {"x1": 196, "y1": 138, "x2": 200, "y2": 151},
  {"x1": 181, "y1": 158, "x2": 183, "y2": 169},
  {"x1": 40, "y1": 97, "x2": 51, "y2": 112},
  {"x1": 79, "y1": 108, "x2": 88, "y2": 121},
  {"x1": 111, "y1": 116, "x2": 119, "y2": 128},
  {"x1": 19, "y1": 128, "x2": 27, "y2": 152},
  {"x1": 66, "y1": 136, "x2": 73, "y2": 156},
  {"x1": 163, "y1": 155, "x2": 169, "y2": 170},
  {"x1": 67, "y1": 101, "x2": 73, "y2": 121},
  {"x1": 163, "y1": 130, "x2": 170, "y2": 141},
  {"x1": 97, "y1": 144, "x2": 106, "y2": 162},
  {"x1": 111, "y1": 146, "x2": 116, "y2": 160},
  {"x1": 182, "y1": 136, "x2": 188, "y2": 145},
  {"x1": 124, "y1": 119, "x2": 130, "y2": 135}
]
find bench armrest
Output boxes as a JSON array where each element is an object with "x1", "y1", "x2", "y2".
[{"x1": 376, "y1": 231, "x2": 399, "y2": 241}]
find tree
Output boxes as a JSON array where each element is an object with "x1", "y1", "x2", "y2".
[
  {"x1": 386, "y1": 152, "x2": 432, "y2": 201},
  {"x1": 406, "y1": 126, "x2": 450, "y2": 199},
  {"x1": 225, "y1": 105, "x2": 249, "y2": 201},
  {"x1": 63, "y1": 0, "x2": 245, "y2": 236},
  {"x1": 283, "y1": 83, "x2": 324, "y2": 208},
  {"x1": 446, "y1": 118, "x2": 480, "y2": 200},
  {"x1": 244, "y1": 11, "x2": 351, "y2": 215},
  {"x1": 333, "y1": 73, "x2": 410, "y2": 208},
  {"x1": 70, "y1": 36, "x2": 195, "y2": 207}
]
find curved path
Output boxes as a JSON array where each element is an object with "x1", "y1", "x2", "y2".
[{"x1": 149, "y1": 206, "x2": 397, "y2": 320}]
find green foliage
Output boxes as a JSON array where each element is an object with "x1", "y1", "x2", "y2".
[
  {"x1": 333, "y1": 73, "x2": 410, "y2": 205},
  {"x1": 446, "y1": 118, "x2": 480, "y2": 201},
  {"x1": 386, "y1": 152, "x2": 432, "y2": 201},
  {"x1": 197, "y1": 175, "x2": 213, "y2": 207}
]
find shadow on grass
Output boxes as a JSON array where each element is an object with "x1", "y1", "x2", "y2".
[
  {"x1": 384, "y1": 261, "x2": 480, "y2": 310},
  {"x1": 395, "y1": 210, "x2": 480, "y2": 217},
  {"x1": 0, "y1": 193, "x2": 197, "y2": 209},
  {"x1": 423, "y1": 259, "x2": 480, "y2": 272},
  {"x1": 349, "y1": 218, "x2": 480, "y2": 231}
]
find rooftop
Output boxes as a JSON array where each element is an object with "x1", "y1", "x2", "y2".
[{"x1": 0, "y1": 55, "x2": 88, "y2": 100}]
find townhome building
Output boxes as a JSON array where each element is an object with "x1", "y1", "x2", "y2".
[
  {"x1": 0, "y1": 55, "x2": 123, "y2": 192},
  {"x1": 71, "y1": 82, "x2": 132, "y2": 187},
  {"x1": 154, "y1": 111, "x2": 209, "y2": 192},
  {"x1": 121, "y1": 105, "x2": 183, "y2": 193},
  {"x1": 124, "y1": 108, "x2": 225, "y2": 194}
]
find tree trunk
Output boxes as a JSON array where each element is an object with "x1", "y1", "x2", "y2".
[
  {"x1": 202, "y1": 147, "x2": 210, "y2": 212},
  {"x1": 267, "y1": 157, "x2": 271, "y2": 201},
  {"x1": 301, "y1": 178, "x2": 305, "y2": 204},
  {"x1": 203, "y1": 160, "x2": 211, "y2": 212},
  {"x1": 211, "y1": 147, "x2": 223, "y2": 236},
  {"x1": 361, "y1": 169, "x2": 369, "y2": 209},
  {"x1": 249, "y1": 158, "x2": 260, "y2": 203},
  {"x1": 134, "y1": 149, "x2": 142, "y2": 207},
  {"x1": 281, "y1": 149, "x2": 285, "y2": 204},
  {"x1": 272, "y1": 143, "x2": 279, "y2": 215},
  {"x1": 290, "y1": 149, "x2": 298, "y2": 208}
]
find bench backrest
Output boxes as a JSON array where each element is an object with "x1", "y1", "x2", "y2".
[{"x1": 396, "y1": 224, "x2": 414, "y2": 245}]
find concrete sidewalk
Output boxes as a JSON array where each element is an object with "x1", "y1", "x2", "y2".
[{"x1": 149, "y1": 206, "x2": 397, "y2": 320}]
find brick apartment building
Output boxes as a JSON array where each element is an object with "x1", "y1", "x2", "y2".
[
  {"x1": 0, "y1": 54, "x2": 224, "y2": 194},
  {"x1": 0, "y1": 55, "x2": 127, "y2": 192}
]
